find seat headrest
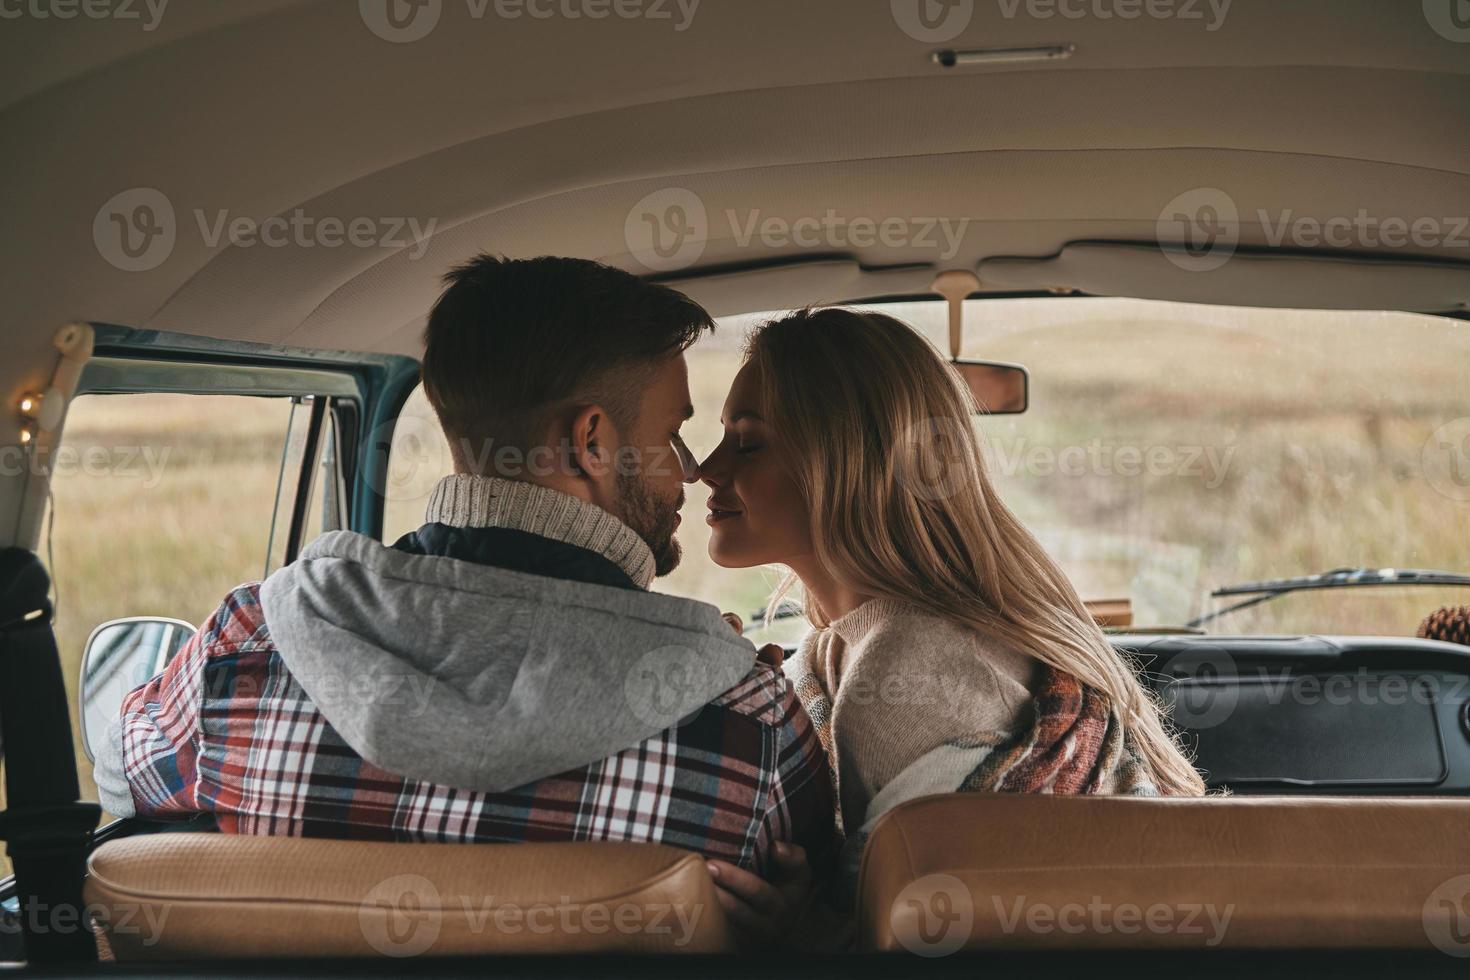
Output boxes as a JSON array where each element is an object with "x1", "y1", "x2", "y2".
[
  {"x1": 858, "y1": 793, "x2": 1470, "y2": 955},
  {"x1": 85, "y1": 835, "x2": 733, "y2": 959}
]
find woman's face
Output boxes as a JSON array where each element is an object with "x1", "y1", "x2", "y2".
[{"x1": 699, "y1": 359, "x2": 814, "y2": 569}]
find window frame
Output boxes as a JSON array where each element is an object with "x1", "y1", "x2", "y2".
[{"x1": 80, "y1": 325, "x2": 421, "y2": 544}]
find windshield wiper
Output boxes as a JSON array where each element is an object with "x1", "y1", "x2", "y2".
[
  {"x1": 745, "y1": 601, "x2": 804, "y2": 626},
  {"x1": 1188, "y1": 567, "x2": 1470, "y2": 629}
]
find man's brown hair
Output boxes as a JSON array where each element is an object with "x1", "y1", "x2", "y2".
[{"x1": 422, "y1": 254, "x2": 714, "y2": 466}]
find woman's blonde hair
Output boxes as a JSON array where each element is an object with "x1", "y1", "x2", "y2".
[{"x1": 747, "y1": 307, "x2": 1206, "y2": 796}]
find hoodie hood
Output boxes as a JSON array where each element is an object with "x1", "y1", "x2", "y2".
[{"x1": 258, "y1": 530, "x2": 757, "y2": 793}]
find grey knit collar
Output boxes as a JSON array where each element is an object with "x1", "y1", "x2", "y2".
[{"x1": 424, "y1": 475, "x2": 655, "y2": 589}]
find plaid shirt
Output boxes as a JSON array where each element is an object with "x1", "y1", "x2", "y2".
[{"x1": 117, "y1": 583, "x2": 833, "y2": 874}]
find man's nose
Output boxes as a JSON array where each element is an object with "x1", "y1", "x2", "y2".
[{"x1": 671, "y1": 436, "x2": 701, "y2": 483}]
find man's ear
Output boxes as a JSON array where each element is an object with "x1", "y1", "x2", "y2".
[{"x1": 567, "y1": 403, "x2": 615, "y2": 481}]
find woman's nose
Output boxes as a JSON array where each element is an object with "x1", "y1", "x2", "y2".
[{"x1": 698, "y1": 447, "x2": 726, "y2": 487}]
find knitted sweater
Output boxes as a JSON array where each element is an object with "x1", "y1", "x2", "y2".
[
  {"x1": 788, "y1": 597, "x2": 1161, "y2": 901},
  {"x1": 425, "y1": 473, "x2": 656, "y2": 588},
  {"x1": 792, "y1": 598, "x2": 1040, "y2": 832}
]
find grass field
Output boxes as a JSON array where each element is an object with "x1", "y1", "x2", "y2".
[
  {"x1": 2, "y1": 394, "x2": 298, "y2": 875},
  {"x1": 6, "y1": 297, "x2": 1470, "y2": 878}
]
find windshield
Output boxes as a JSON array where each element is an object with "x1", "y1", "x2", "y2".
[{"x1": 657, "y1": 297, "x2": 1470, "y2": 638}]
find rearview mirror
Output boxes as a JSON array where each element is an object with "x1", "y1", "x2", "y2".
[
  {"x1": 953, "y1": 360, "x2": 1029, "y2": 414},
  {"x1": 79, "y1": 617, "x2": 196, "y2": 762}
]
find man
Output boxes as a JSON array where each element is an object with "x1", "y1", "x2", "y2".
[{"x1": 94, "y1": 256, "x2": 831, "y2": 919}]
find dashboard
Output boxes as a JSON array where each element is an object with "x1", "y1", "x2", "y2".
[{"x1": 1120, "y1": 634, "x2": 1470, "y2": 794}]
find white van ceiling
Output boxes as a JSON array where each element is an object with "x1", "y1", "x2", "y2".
[{"x1": 2, "y1": 0, "x2": 1467, "y2": 399}]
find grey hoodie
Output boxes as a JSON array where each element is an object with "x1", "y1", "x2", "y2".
[{"x1": 96, "y1": 530, "x2": 758, "y2": 812}]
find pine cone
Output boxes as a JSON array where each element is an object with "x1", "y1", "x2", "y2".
[{"x1": 1418, "y1": 606, "x2": 1470, "y2": 647}]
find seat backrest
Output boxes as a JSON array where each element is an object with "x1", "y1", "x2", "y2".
[
  {"x1": 85, "y1": 835, "x2": 732, "y2": 959},
  {"x1": 857, "y1": 793, "x2": 1470, "y2": 955}
]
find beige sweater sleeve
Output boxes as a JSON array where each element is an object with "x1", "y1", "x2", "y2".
[{"x1": 824, "y1": 608, "x2": 1038, "y2": 831}]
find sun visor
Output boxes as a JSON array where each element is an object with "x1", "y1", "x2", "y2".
[
  {"x1": 979, "y1": 243, "x2": 1470, "y2": 314},
  {"x1": 653, "y1": 260, "x2": 936, "y2": 318}
]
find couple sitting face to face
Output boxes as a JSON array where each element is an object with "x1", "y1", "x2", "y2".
[
  {"x1": 423, "y1": 255, "x2": 1204, "y2": 820},
  {"x1": 99, "y1": 254, "x2": 1201, "y2": 946}
]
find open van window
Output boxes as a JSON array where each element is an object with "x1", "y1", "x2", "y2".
[{"x1": 0, "y1": 393, "x2": 301, "y2": 874}]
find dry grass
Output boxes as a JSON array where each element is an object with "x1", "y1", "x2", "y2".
[
  {"x1": 2, "y1": 394, "x2": 294, "y2": 875},
  {"x1": 6, "y1": 298, "x2": 1469, "y2": 879},
  {"x1": 947, "y1": 300, "x2": 1470, "y2": 634}
]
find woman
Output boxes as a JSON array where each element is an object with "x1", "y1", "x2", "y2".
[{"x1": 698, "y1": 307, "x2": 1206, "y2": 898}]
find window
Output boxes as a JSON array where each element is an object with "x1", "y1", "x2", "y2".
[
  {"x1": 33, "y1": 393, "x2": 303, "y2": 829},
  {"x1": 295, "y1": 403, "x2": 350, "y2": 553},
  {"x1": 381, "y1": 385, "x2": 456, "y2": 545}
]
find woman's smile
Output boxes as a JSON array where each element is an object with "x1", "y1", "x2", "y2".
[{"x1": 706, "y1": 499, "x2": 743, "y2": 524}]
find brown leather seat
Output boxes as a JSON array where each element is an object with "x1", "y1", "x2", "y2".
[
  {"x1": 858, "y1": 794, "x2": 1470, "y2": 954},
  {"x1": 85, "y1": 835, "x2": 733, "y2": 959}
]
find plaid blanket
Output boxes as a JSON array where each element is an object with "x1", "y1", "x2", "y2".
[
  {"x1": 794, "y1": 662, "x2": 1159, "y2": 898},
  {"x1": 968, "y1": 666, "x2": 1159, "y2": 795},
  {"x1": 116, "y1": 584, "x2": 834, "y2": 874}
]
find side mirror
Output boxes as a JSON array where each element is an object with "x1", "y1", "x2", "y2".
[
  {"x1": 953, "y1": 360, "x2": 1029, "y2": 414},
  {"x1": 79, "y1": 617, "x2": 196, "y2": 762}
]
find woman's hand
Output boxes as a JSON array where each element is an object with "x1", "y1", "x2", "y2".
[
  {"x1": 724, "y1": 612, "x2": 786, "y2": 669},
  {"x1": 706, "y1": 842, "x2": 812, "y2": 947}
]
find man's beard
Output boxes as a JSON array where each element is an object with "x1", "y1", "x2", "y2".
[{"x1": 615, "y1": 471, "x2": 683, "y2": 577}]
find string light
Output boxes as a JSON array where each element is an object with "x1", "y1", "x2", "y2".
[{"x1": 16, "y1": 389, "x2": 61, "y2": 440}]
